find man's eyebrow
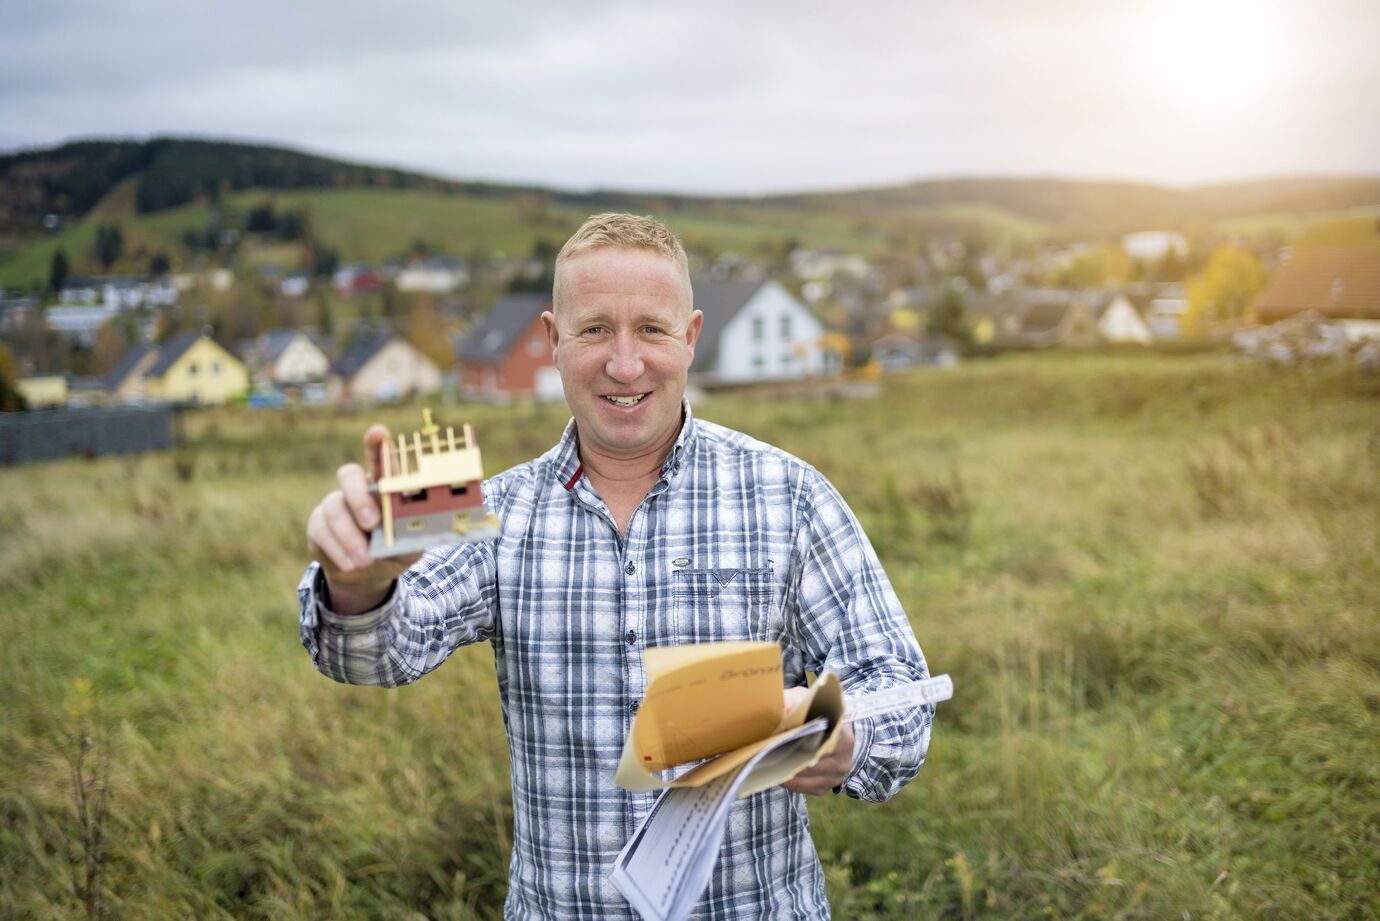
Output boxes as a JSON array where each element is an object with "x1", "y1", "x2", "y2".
[{"x1": 564, "y1": 309, "x2": 683, "y2": 328}]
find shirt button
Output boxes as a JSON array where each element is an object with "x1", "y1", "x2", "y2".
[
  {"x1": 629, "y1": 700, "x2": 640, "y2": 714},
  {"x1": 625, "y1": 562, "x2": 636, "y2": 575},
  {"x1": 625, "y1": 630, "x2": 637, "y2": 645}
]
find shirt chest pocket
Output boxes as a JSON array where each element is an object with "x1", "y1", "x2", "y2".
[{"x1": 670, "y1": 564, "x2": 780, "y2": 645}]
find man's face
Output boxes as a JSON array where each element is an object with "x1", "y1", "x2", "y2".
[{"x1": 543, "y1": 247, "x2": 702, "y2": 462}]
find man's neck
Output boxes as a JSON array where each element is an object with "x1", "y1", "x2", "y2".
[
  {"x1": 576, "y1": 420, "x2": 682, "y2": 532},
  {"x1": 579, "y1": 432, "x2": 676, "y2": 494}
]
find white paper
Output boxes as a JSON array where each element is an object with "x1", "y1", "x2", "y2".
[
  {"x1": 609, "y1": 672, "x2": 955, "y2": 921},
  {"x1": 843, "y1": 674, "x2": 953, "y2": 724},
  {"x1": 610, "y1": 718, "x2": 830, "y2": 921}
]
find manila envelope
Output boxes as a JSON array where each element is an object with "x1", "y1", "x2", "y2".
[{"x1": 614, "y1": 641, "x2": 845, "y2": 798}]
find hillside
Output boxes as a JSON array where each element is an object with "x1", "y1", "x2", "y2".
[
  {"x1": 0, "y1": 187, "x2": 920, "y2": 289},
  {"x1": 794, "y1": 175, "x2": 1380, "y2": 237},
  {"x1": 0, "y1": 138, "x2": 532, "y2": 237},
  {"x1": 2, "y1": 136, "x2": 1378, "y2": 288}
]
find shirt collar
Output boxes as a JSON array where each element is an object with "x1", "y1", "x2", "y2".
[{"x1": 551, "y1": 398, "x2": 698, "y2": 491}]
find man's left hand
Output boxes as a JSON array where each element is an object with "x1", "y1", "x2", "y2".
[{"x1": 779, "y1": 686, "x2": 855, "y2": 796}]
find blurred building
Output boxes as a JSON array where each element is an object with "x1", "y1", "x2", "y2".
[
  {"x1": 1252, "y1": 247, "x2": 1380, "y2": 341},
  {"x1": 141, "y1": 331, "x2": 249, "y2": 405},
  {"x1": 689, "y1": 278, "x2": 827, "y2": 385},
  {"x1": 455, "y1": 293, "x2": 560, "y2": 400},
  {"x1": 395, "y1": 256, "x2": 469, "y2": 293},
  {"x1": 239, "y1": 329, "x2": 331, "y2": 390},
  {"x1": 331, "y1": 332, "x2": 441, "y2": 404},
  {"x1": 16, "y1": 375, "x2": 68, "y2": 408}
]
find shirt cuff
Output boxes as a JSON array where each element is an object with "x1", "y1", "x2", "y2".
[
  {"x1": 313, "y1": 567, "x2": 397, "y2": 633},
  {"x1": 837, "y1": 716, "x2": 877, "y2": 799}
]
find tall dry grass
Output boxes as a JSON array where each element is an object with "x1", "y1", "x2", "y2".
[{"x1": 2, "y1": 351, "x2": 1377, "y2": 919}]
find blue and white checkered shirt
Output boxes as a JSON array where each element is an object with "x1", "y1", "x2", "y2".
[{"x1": 298, "y1": 403, "x2": 932, "y2": 920}]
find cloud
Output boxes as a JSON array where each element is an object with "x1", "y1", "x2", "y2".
[{"x1": 1, "y1": 0, "x2": 1376, "y2": 192}]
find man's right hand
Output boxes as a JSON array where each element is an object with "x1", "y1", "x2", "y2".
[{"x1": 306, "y1": 424, "x2": 422, "y2": 614}]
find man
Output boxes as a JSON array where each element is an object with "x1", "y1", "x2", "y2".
[{"x1": 300, "y1": 213, "x2": 932, "y2": 919}]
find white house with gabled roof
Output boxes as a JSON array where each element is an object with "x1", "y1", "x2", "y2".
[
  {"x1": 690, "y1": 278, "x2": 827, "y2": 385},
  {"x1": 1094, "y1": 292, "x2": 1154, "y2": 345}
]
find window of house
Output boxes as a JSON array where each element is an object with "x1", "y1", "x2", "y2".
[
  {"x1": 751, "y1": 317, "x2": 763, "y2": 342},
  {"x1": 188, "y1": 362, "x2": 198, "y2": 376},
  {"x1": 781, "y1": 352, "x2": 794, "y2": 366},
  {"x1": 752, "y1": 355, "x2": 765, "y2": 373},
  {"x1": 212, "y1": 361, "x2": 221, "y2": 375},
  {"x1": 780, "y1": 314, "x2": 792, "y2": 340}
]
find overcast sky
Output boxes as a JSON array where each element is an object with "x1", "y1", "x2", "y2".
[{"x1": 2, "y1": 0, "x2": 1377, "y2": 194}]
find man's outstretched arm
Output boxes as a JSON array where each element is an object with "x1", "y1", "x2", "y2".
[{"x1": 299, "y1": 424, "x2": 499, "y2": 687}]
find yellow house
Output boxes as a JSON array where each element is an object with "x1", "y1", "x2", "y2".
[
  {"x1": 17, "y1": 375, "x2": 68, "y2": 408},
  {"x1": 104, "y1": 345, "x2": 159, "y2": 401},
  {"x1": 143, "y1": 331, "x2": 248, "y2": 405}
]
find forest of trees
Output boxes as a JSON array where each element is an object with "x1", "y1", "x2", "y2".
[{"x1": 0, "y1": 138, "x2": 526, "y2": 235}]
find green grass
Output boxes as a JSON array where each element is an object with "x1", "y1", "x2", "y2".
[
  {"x1": 2, "y1": 351, "x2": 1378, "y2": 919},
  {"x1": 1293, "y1": 213, "x2": 1380, "y2": 247},
  {"x1": 1215, "y1": 206, "x2": 1380, "y2": 245}
]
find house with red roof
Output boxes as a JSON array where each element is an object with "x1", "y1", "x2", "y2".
[
  {"x1": 1252, "y1": 247, "x2": 1380, "y2": 341},
  {"x1": 455, "y1": 293, "x2": 561, "y2": 400}
]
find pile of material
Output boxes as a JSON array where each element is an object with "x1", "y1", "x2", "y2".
[{"x1": 1232, "y1": 311, "x2": 1379, "y2": 372}]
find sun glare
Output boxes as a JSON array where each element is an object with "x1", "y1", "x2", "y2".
[{"x1": 1144, "y1": 1, "x2": 1283, "y2": 110}]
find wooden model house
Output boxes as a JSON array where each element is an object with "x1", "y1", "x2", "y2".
[{"x1": 370, "y1": 410, "x2": 499, "y2": 557}]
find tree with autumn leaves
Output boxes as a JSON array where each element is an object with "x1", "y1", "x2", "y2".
[{"x1": 1183, "y1": 247, "x2": 1268, "y2": 338}]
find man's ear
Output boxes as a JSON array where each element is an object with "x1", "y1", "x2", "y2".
[
  {"x1": 541, "y1": 310, "x2": 559, "y2": 360},
  {"x1": 685, "y1": 309, "x2": 704, "y2": 358}
]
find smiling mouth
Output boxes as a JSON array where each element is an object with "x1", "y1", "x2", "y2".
[{"x1": 603, "y1": 394, "x2": 647, "y2": 406}]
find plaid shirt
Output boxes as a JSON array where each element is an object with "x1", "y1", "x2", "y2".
[{"x1": 298, "y1": 403, "x2": 932, "y2": 920}]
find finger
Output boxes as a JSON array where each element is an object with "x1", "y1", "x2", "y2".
[
  {"x1": 324, "y1": 492, "x2": 374, "y2": 569},
  {"x1": 337, "y1": 463, "x2": 380, "y2": 531},
  {"x1": 308, "y1": 505, "x2": 356, "y2": 573},
  {"x1": 782, "y1": 775, "x2": 828, "y2": 796},
  {"x1": 782, "y1": 686, "x2": 811, "y2": 714},
  {"x1": 363, "y1": 424, "x2": 392, "y2": 481}
]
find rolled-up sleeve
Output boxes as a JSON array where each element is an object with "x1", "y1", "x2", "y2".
[
  {"x1": 297, "y1": 536, "x2": 499, "y2": 687},
  {"x1": 789, "y1": 473, "x2": 933, "y2": 803}
]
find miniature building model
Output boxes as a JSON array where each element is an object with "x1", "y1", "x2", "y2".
[{"x1": 370, "y1": 409, "x2": 499, "y2": 557}]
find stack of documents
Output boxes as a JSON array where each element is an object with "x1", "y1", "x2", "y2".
[{"x1": 609, "y1": 641, "x2": 953, "y2": 921}]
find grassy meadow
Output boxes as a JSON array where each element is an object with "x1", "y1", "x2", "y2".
[{"x1": 2, "y1": 351, "x2": 1378, "y2": 919}]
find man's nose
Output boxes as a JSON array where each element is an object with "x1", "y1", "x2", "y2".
[{"x1": 605, "y1": 334, "x2": 645, "y2": 383}]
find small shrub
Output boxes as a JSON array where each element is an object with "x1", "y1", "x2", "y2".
[
  {"x1": 62, "y1": 731, "x2": 112, "y2": 921},
  {"x1": 1187, "y1": 449, "x2": 1245, "y2": 519},
  {"x1": 130, "y1": 483, "x2": 174, "y2": 523},
  {"x1": 910, "y1": 466, "x2": 973, "y2": 546},
  {"x1": 1222, "y1": 423, "x2": 1300, "y2": 470},
  {"x1": 880, "y1": 476, "x2": 917, "y2": 555},
  {"x1": 58, "y1": 681, "x2": 115, "y2": 921},
  {"x1": 171, "y1": 450, "x2": 197, "y2": 483}
]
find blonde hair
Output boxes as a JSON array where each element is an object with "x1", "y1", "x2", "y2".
[{"x1": 553, "y1": 212, "x2": 691, "y2": 312}]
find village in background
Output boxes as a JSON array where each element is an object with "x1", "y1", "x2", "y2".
[{"x1": 1, "y1": 139, "x2": 1377, "y2": 462}]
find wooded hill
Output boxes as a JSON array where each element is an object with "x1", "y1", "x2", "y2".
[
  {"x1": 0, "y1": 138, "x2": 538, "y2": 236},
  {"x1": 1, "y1": 137, "x2": 1377, "y2": 287}
]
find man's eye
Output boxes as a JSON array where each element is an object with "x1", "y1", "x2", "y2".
[
  {"x1": 583, "y1": 326, "x2": 605, "y2": 335},
  {"x1": 642, "y1": 326, "x2": 664, "y2": 335}
]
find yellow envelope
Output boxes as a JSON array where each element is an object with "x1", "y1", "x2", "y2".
[{"x1": 614, "y1": 641, "x2": 845, "y2": 797}]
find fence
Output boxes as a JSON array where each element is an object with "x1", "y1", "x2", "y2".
[{"x1": 0, "y1": 405, "x2": 177, "y2": 465}]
